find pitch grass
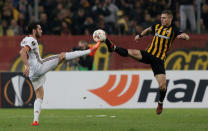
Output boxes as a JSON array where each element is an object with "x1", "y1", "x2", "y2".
[{"x1": 0, "y1": 109, "x2": 208, "y2": 131}]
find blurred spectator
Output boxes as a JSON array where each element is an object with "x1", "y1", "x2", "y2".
[
  {"x1": 104, "y1": 0, "x2": 119, "y2": 34},
  {"x1": 141, "y1": 13, "x2": 154, "y2": 29},
  {"x1": 128, "y1": 19, "x2": 137, "y2": 34},
  {"x1": 129, "y1": 1, "x2": 143, "y2": 25},
  {"x1": 154, "y1": 14, "x2": 161, "y2": 24},
  {"x1": 202, "y1": 4, "x2": 208, "y2": 32},
  {"x1": 0, "y1": 0, "x2": 207, "y2": 35},
  {"x1": 3, "y1": 0, "x2": 20, "y2": 22},
  {"x1": 16, "y1": 0, "x2": 32, "y2": 22},
  {"x1": 38, "y1": 5, "x2": 45, "y2": 16},
  {"x1": 84, "y1": 16, "x2": 97, "y2": 35},
  {"x1": 168, "y1": 0, "x2": 179, "y2": 21},
  {"x1": 2, "y1": 5, "x2": 13, "y2": 24},
  {"x1": 200, "y1": 18, "x2": 206, "y2": 32},
  {"x1": 17, "y1": 13, "x2": 28, "y2": 33},
  {"x1": 117, "y1": 11, "x2": 129, "y2": 34},
  {"x1": 72, "y1": 8, "x2": 86, "y2": 34},
  {"x1": 179, "y1": 0, "x2": 196, "y2": 32},
  {"x1": 135, "y1": 25, "x2": 143, "y2": 35},
  {"x1": 9, "y1": 19, "x2": 23, "y2": 35},
  {"x1": 51, "y1": 10, "x2": 65, "y2": 35},
  {"x1": 92, "y1": 0, "x2": 111, "y2": 22},
  {"x1": 97, "y1": 15, "x2": 106, "y2": 30},
  {"x1": 73, "y1": 0, "x2": 91, "y2": 16},
  {"x1": 116, "y1": 0, "x2": 134, "y2": 15},
  {"x1": 62, "y1": 9, "x2": 73, "y2": 33},
  {"x1": 0, "y1": 19, "x2": 14, "y2": 36},
  {"x1": 61, "y1": 21, "x2": 71, "y2": 35},
  {"x1": 39, "y1": 13, "x2": 50, "y2": 34}
]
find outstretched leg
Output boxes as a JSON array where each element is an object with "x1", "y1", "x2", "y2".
[
  {"x1": 106, "y1": 39, "x2": 167, "y2": 115},
  {"x1": 60, "y1": 41, "x2": 101, "y2": 61},
  {"x1": 36, "y1": 41, "x2": 101, "y2": 76},
  {"x1": 105, "y1": 39, "x2": 142, "y2": 60},
  {"x1": 155, "y1": 74, "x2": 167, "y2": 115}
]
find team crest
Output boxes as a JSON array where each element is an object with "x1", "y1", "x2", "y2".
[
  {"x1": 32, "y1": 41, "x2": 36, "y2": 46},
  {"x1": 166, "y1": 30, "x2": 170, "y2": 35}
]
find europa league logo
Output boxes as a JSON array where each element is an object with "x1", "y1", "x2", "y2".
[{"x1": 4, "y1": 75, "x2": 33, "y2": 106}]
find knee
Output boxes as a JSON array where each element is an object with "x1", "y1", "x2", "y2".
[
  {"x1": 59, "y1": 52, "x2": 66, "y2": 61},
  {"x1": 128, "y1": 49, "x2": 137, "y2": 56},
  {"x1": 35, "y1": 87, "x2": 44, "y2": 99},
  {"x1": 36, "y1": 91, "x2": 44, "y2": 99},
  {"x1": 36, "y1": 93, "x2": 44, "y2": 100},
  {"x1": 159, "y1": 81, "x2": 166, "y2": 90},
  {"x1": 128, "y1": 49, "x2": 142, "y2": 59},
  {"x1": 37, "y1": 96, "x2": 43, "y2": 100}
]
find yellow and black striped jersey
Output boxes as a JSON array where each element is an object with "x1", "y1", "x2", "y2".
[{"x1": 146, "y1": 24, "x2": 181, "y2": 60}]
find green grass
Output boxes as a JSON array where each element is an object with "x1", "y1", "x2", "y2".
[{"x1": 0, "y1": 109, "x2": 208, "y2": 131}]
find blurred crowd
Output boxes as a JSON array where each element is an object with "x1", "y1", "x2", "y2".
[{"x1": 0, "y1": 0, "x2": 208, "y2": 36}]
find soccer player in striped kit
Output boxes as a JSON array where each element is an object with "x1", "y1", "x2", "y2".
[{"x1": 105, "y1": 10, "x2": 190, "y2": 115}]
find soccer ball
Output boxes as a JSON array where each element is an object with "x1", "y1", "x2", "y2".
[{"x1": 93, "y1": 29, "x2": 107, "y2": 42}]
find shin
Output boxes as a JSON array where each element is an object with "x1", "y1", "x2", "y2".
[{"x1": 34, "y1": 86, "x2": 44, "y2": 122}]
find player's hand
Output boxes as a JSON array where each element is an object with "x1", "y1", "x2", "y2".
[
  {"x1": 135, "y1": 34, "x2": 142, "y2": 42},
  {"x1": 24, "y1": 65, "x2": 30, "y2": 77},
  {"x1": 176, "y1": 34, "x2": 186, "y2": 40}
]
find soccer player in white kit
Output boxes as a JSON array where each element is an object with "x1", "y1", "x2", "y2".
[{"x1": 19, "y1": 22, "x2": 100, "y2": 126}]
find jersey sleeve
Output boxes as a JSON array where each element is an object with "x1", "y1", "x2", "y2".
[
  {"x1": 20, "y1": 38, "x2": 36, "y2": 50},
  {"x1": 174, "y1": 26, "x2": 183, "y2": 36},
  {"x1": 151, "y1": 24, "x2": 157, "y2": 34}
]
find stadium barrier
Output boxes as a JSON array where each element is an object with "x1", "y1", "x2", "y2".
[
  {"x1": 42, "y1": 71, "x2": 208, "y2": 109},
  {"x1": 0, "y1": 35, "x2": 208, "y2": 71},
  {"x1": 1, "y1": 71, "x2": 207, "y2": 109}
]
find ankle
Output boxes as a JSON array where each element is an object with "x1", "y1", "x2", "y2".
[
  {"x1": 115, "y1": 47, "x2": 128, "y2": 57},
  {"x1": 158, "y1": 101, "x2": 163, "y2": 105}
]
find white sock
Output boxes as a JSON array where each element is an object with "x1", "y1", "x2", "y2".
[
  {"x1": 33, "y1": 98, "x2": 43, "y2": 122},
  {"x1": 65, "y1": 49, "x2": 90, "y2": 60},
  {"x1": 158, "y1": 101, "x2": 163, "y2": 104}
]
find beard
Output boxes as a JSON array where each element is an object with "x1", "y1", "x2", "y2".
[{"x1": 35, "y1": 31, "x2": 40, "y2": 38}]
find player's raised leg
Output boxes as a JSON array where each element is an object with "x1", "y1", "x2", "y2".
[
  {"x1": 105, "y1": 39, "x2": 142, "y2": 60},
  {"x1": 64, "y1": 41, "x2": 101, "y2": 61},
  {"x1": 37, "y1": 41, "x2": 101, "y2": 76}
]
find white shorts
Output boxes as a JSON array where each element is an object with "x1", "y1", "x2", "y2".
[
  {"x1": 30, "y1": 55, "x2": 59, "y2": 90},
  {"x1": 32, "y1": 75, "x2": 46, "y2": 90}
]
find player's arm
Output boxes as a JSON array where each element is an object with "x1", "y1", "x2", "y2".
[
  {"x1": 19, "y1": 46, "x2": 30, "y2": 76},
  {"x1": 176, "y1": 33, "x2": 190, "y2": 40},
  {"x1": 135, "y1": 27, "x2": 152, "y2": 41}
]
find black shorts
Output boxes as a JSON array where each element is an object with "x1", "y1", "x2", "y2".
[{"x1": 139, "y1": 50, "x2": 165, "y2": 76}]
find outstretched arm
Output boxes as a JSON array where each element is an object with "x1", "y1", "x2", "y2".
[
  {"x1": 135, "y1": 27, "x2": 153, "y2": 41},
  {"x1": 176, "y1": 33, "x2": 190, "y2": 40},
  {"x1": 19, "y1": 46, "x2": 30, "y2": 76}
]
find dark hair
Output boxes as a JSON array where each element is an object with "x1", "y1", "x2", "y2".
[
  {"x1": 162, "y1": 10, "x2": 173, "y2": 17},
  {"x1": 27, "y1": 22, "x2": 40, "y2": 34}
]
